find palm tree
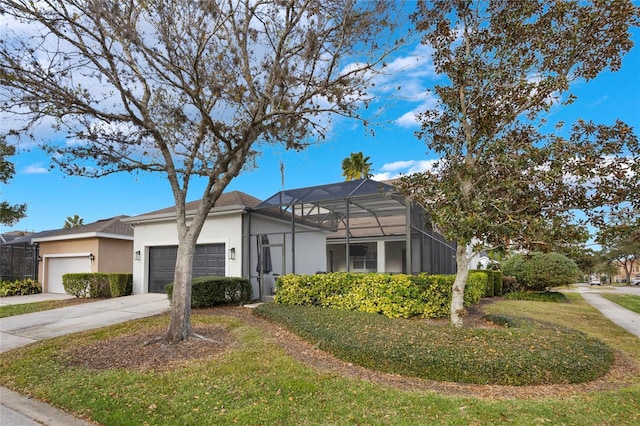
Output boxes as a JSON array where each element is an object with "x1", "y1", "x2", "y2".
[
  {"x1": 341, "y1": 152, "x2": 373, "y2": 181},
  {"x1": 63, "y1": 214, "x2": 84, "y2": 229}
]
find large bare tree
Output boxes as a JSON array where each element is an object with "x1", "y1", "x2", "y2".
[
  {"x1": 0, "y1": 0, "x2": 402, "y2": 342},
  {"x1": 401, "y1": 0, "x2": 639, "y2": 326}
]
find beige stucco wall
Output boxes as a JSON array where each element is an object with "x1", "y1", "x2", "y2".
[
  {"x1": 37, "y1": 238, "x2": 99, "y2": 284},
  {"x1": 37, "y1": 237, "x2": 133, "y2": 288},
  {"x1": 97, "y1": 238, "x2": 133, "y2": 273}
]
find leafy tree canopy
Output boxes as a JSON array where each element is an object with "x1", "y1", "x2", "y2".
[
  {"x1": 400, "y1": 0, "x2": 639, "y2": 325},
  {"x1": 596, "y1": 207, "x2": 640, "y2": 283}
]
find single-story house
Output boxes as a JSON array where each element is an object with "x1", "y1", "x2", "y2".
[
  {"x1": 125, "y1": 179, "x2": 457, "y2": 301},
  {"x1": 32, "y1": 216, "x2": 134, "y2": 293},
  {"x1": 122, "y1": 191, "x2": 328, "y2": 299}
]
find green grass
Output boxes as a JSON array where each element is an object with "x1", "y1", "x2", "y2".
[
  {"x1": 600, "y1": 293, "x2": 640, "y2": 314},
  {"x1": 0, "y1": 296, "x2": 639, "y2": 425},
  {"x1": 255, "y1": 303, "x2": 612, "y2": 385},
  {"x1": 503, "y1": 290, "x2": 568, "y2": 303},
  {"x1": 0, "y1": 298, "x2": 91, "y2": 318}
]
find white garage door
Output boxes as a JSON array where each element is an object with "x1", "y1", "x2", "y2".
[{"x1": 47, "y1": 257, "x2": 91, "y2": 293}]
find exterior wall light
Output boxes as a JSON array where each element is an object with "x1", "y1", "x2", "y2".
[
  {"x1": 89, "y1": 253, "x2": 95, "y2": 262},
  {"x1": 135, "y1": 250, "x2": 141, "y2": 261},
  {"x1": 229, "y1": 247, "x2": 236, "y2": 260}
]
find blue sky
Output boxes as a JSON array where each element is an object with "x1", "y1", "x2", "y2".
[{"x1": 2, "y1": 18, "x2": 639, "y2": 235}]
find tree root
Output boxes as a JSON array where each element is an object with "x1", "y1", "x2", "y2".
[{"x1": 143, "y1": 333, "x2": 223, "y2": 346}]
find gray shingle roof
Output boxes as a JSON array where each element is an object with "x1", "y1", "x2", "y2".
[
  {"x1": 135, "y1": 191, "x2": 262, "y2": 216},
  {"x1": 32, "y1": 215, "x2": 133, "y2": 240}
]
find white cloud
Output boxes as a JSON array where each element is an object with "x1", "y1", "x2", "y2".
[
  {"x1": 23, "y1": 164, "x2": 49, "y2": 174},
  {"x1": 385, "y1": 44, "x2": 436, "y2": 76},
  {"x1": 370, "y1": 172, "x2": 394, "y2": 181},
  {"x1": 371, "y1": 159, "x2": 440, "y2": 181},
  {"x1": 381, "y1": 160, "x2": 419, "y2": 171},
  {"x1": 395, "y1": 107, "x2": 423, "y2": 128},
  {"x1": 366, "y1": 43, "x2": 441, "y2": 129}
]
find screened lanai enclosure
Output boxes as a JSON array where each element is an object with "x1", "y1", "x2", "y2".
[
  {"x1": 251, "y1": 179, "x2": 457, "y2": 285},
  {"x1": 0, "y1": 234, "x2": 39, "y2": 281}
]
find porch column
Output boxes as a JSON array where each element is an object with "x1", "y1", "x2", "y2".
[
  {"x1": 377, "y1": 240, "x2": 386, "y2": 273},
  {"x1": 405, "y1": 200, "x2": 412, "y2": 274}
]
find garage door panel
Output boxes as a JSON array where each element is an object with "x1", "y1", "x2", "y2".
[
  {"x1": 148, "y1": 246, "x2": 177, "y2": 294},
  {"x1": 148, "y1": 244, "x2": 225, "y2": 293},
  {"x1": 47, "y1": 257, "x2": 91, "y2": 293}
]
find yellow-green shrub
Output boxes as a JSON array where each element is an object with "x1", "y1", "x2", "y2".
[
  {"x1": 328, "y1": 274, "x2": 424, "y2": 318},
  {"x1": 274, "y1": 272, "x2": 486, "y2": 319},
  {"x1": 0, "y1": 279, "x2": 41, "y2": 296}
]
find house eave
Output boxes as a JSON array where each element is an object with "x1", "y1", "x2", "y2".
[
  {"x1": 32, "y1": 232, "x2": 134, "y2": 243},
  {"x1": 123, "y1": 205, "x2": 247, "y2": 226}
]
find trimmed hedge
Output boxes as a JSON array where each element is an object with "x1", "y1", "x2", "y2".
[
  {"x1": 0, "y1": 278, "x2": 41, "y2": 297},
  {"x1": 109, "y1": 273, "x2": 133, "y2": 297},
  {"x1": 274, "y1": 272, "x2": 487, "y2": 319},
  {"x1": 166, "y1": 276, "x2": 252, "y2": 308},
  {"x1": 470, "y1": 269, "x2": 493, "y2": 297},
  {"x1": 493, "y1": 270, "x2": 503, "y2": 296},
  {"x1": 63, "y1": 273, "x2": 110, "y2": 298},
  {"x1": 62, "y1": 273, "x2": 133, "y2": 298}
]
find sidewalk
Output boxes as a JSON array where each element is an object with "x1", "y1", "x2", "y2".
[
  {"x1": 572, "y1": 285, "x2": 640, "y2": 338},
  {"x1": 0, "y1": 293, "x2": 170, "y2": 425}
]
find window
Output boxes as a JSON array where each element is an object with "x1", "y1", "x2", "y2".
[{"x1": 350, "y1": 243, "x2": 377, "y2": 271}]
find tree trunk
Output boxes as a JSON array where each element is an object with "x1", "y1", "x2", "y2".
[
  {"x1": 165, "y1": 235, "x2": 196, "y2": 343},
  {"x1": 451, "y1": 243, "x2": 471, "y2": 327}
]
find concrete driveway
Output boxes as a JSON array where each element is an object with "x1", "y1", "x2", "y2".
[
  {"x1": 0, "y1": 293, "x2": 170, "y2": 353},
  {"x1": 0, "y1": 293, "x2": 170, "y2": 425}
]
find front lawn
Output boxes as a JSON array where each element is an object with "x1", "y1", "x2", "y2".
[
  {"x1": 255, "y1": 303, "x2": 612, "y2": 385},
  {"x1": 0, "y1": 298, "x2": 94, "y2": 318},
  {"x1": 0, "y1": 295, "x2": 638, "y2": 425},
  {"x1": 600, "y1": 293, "x2": 640, "y2": 314}
]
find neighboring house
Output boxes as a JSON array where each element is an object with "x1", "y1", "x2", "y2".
[
  {"x1": 125, "y1": 179, "x2": 457, "y2": 302},
  {"x1": 32, "y1": 216, "x2": 134, "y2": 293},
  {"x1": 613, "y1": 262, "x2": 640, "y2": 284}
]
